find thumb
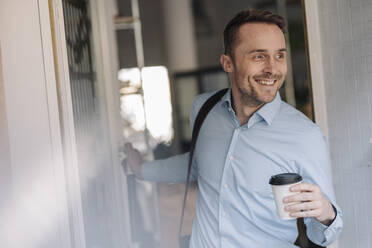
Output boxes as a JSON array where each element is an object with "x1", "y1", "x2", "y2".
[{"x1": 124, "y1": 143, "x2": 133, "y2": 151}]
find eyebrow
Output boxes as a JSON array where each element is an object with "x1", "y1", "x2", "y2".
[{"x1": 248, "y1": 48, "x2": 287, "y2": 54}]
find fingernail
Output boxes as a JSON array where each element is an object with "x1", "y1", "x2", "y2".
[{"x1": 283, "y1": 198, "x2": 288, "y2": 203}]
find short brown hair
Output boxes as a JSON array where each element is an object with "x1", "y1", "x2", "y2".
[{"x1": 223, "y1": 9, "x2": 286, "y2": 56}]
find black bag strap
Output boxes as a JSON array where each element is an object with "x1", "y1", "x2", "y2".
[{"x1": 178, "y1": 88, "x2": 229, "y2": 239}]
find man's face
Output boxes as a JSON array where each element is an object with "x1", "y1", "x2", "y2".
[{"x1": 221, "y1": 23, "x2": 287, "y2": 107}]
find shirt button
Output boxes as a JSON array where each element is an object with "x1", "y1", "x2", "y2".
[
  {"x1": 223, "y1": 237, "x2": 227, "y2": 243},
  {"x1": 224, "y1": 184, "x2": 228, "y2": 189},
  {"x1": 222, "y1": 211, "x2": 226, "y2": 217},
  {"x1": 229, "y1": 156, "x2": 233, "y2": 160}
]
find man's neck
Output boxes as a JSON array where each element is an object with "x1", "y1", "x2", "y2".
[
  {"x1": 235, "y1": 104, "x2": 263, "y2": 126},
  {"x1": 231, "y1": 92, "x2": 264, "y2": 126}
]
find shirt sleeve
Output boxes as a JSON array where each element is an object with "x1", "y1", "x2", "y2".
[
  {"x1": 305, "y1": 205, "x2": 343, "y2": 246},
  {"x1": 298, "y1": 126, "x2": 343, "y2": 246},
  {"x1": 141, "y1": 152, "x2": 199, "y2": 182},
  {"x1": 141, "y1": 93, "x2": 208, "y2": 183}
]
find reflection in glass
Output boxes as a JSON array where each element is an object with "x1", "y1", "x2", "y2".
[{"x1": 118, "y1": 66, "x2": 173, "y2": 153}]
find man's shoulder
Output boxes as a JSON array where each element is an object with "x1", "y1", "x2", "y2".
[
  {"x1": 189, "y1": 90, "x2": 226, "y2": 126},
  {"x1": 191, "y1": 90, "x2": 226, "y2": 113},
  {"x1": 276, "y1": 101, "x2": 324, "y2": 139}
]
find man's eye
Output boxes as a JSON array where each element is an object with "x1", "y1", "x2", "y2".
[
  {"x1": 277, "y1": 54, "x2": 285, "y2": 59},
  {"x1": 254, "y1": 54, "x2": 264, "y2": 60}
]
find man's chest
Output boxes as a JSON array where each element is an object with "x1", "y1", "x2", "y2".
[{"x1": 194, "y1": 119, "x2": 301, "y2": 192}]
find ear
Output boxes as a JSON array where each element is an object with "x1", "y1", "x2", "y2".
[{"x1": 220, "y1": 54, "x2": 234, "y2": 73}]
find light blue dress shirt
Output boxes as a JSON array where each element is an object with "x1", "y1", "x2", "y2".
[{"x1": 142, "y1": 89, "x2": 343, "y2": 247}]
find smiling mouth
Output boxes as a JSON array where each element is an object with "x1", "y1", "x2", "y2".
[{"x1": 255, "y1": 79, "x2": 277, "y2": 86}]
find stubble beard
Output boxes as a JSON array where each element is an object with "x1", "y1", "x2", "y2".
[
  {"x1": 238, "y1": 83, "x2": 263, "y2": 107},
  {"x1": 237, "y1": 75, "x2": 283, "y2": 107},
  {"x1": 237, "y1": 75, "x2": 271, "y2": 107}
]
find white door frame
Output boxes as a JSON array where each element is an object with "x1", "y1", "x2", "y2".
[
  {"x1": 46, "y1": 0, "x2": 87, "y2": 247},
  {"x1": 303, "y1": 1, "x2": 336, "y2": 247},
  {"x1": 48, "y1": 0, "x2": 133, "y2": 247},
  {"x1": 303, "y1": 0, "x2": 329, "y2": 140}
]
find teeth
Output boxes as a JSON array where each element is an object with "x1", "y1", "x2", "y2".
[{"x1": 256, "y1": 80, "x2": 275, "y2": 85}]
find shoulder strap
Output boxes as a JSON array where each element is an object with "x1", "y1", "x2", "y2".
[{"x1": 178, "y1": 88, "x2": 228, "y2": 239}]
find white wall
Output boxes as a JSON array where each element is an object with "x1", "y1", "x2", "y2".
[
  {"x1": 309, "y1": 0, "x2": 372, "y2": 247},
  {"x1": 0, "y1": 0, "x2": 71, "y2": 247}
]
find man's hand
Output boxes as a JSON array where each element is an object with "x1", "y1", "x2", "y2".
[
  {"x1": 283, "y1": 182, "x2": 336, "y2": 226},
  {"x1": 124, "y1": 143, "x2": 144, "y2": 180}
]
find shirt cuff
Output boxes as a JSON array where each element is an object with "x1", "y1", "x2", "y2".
[{"x1": 305, "y1": 205, "x2": 343, "y2": 246}]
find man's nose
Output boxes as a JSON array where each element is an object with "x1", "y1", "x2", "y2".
[{"x1": 263, "y1": 58, "x2": 277, "y2": 74}]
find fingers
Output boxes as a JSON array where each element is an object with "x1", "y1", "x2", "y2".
[
  {"x1": 285, "y1": 201, "x2": 322, "y2": 213},
  {"x1": 282, "y1": 182, "x2": 335, "y2": 222},
  {"x1": 283, "y1": 192, "x2": 320, "y2": 203},
  {"x1": 289, "y1": 208, "x2": 322, "y2": 218},
  {"x1": 124, "y1": 142, "x2": 133, "y2": 151},
  {"x1": 123, "y1": 142, "x2": 143, "y2": 179},
  {"x1": 290, "y1": 182, "x2": 320, "y2": 193},
  {"x1": 124, "y1": 142, "x2": 140, "y2": 157},
  {"x1": 284, "y1": 200, "x2": 323, "y2": 219}
]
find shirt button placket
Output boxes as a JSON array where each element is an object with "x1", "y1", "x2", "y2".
[{"x1": 220, "y1": 127, "x2": 238, "y2": 247}]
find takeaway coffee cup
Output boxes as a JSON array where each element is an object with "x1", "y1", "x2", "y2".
[{"x1": 269, "y1": 173, "x2": 302, "y2": 220}]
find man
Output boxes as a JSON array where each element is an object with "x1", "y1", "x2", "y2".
[{"x1": 125, "y1": 9, "x2": 343, "y2": 247}]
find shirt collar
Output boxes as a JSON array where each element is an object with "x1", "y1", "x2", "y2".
[
  {"x1": 221, "y1": 88, "x2": 233, "y2": 109},
  {"x1": 255, "y1": 92, "x2": 282, "y2": 125},
  {"x1": 221, "y1": 88, "x2": 282, "y2": 125}
]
